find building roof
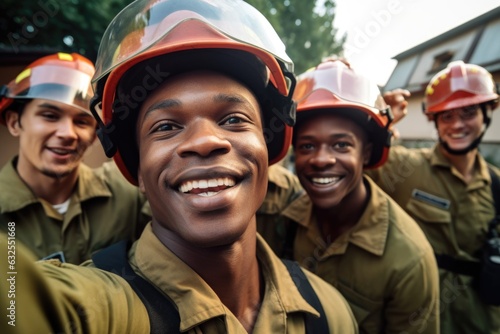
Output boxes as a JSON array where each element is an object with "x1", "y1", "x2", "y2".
[{"x1": 384, "y1": 6, "x2": 500, "y2": 92}]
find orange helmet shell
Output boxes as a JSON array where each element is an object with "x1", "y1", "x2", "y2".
[
  {"x1": 0, "y1": 52, "x2": 95, "y2": 124},
  {"x1": 424, "y1": 61, "x2": 499, "y2": 115}
]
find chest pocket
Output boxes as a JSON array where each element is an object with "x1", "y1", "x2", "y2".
[
  {"x1": 405, "y1": 197, "x2": 451, "y2": 224},
  {"x1": 336, "y1": 282, "x2": 383, "y2": 331}
]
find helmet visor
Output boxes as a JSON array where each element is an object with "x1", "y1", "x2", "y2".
[
  {"x1": 6, "y1": 65, "x2": 93, "y2": 112},
  {"x1": 93, "y1": 0, "x2": 292, "y2": 86}
]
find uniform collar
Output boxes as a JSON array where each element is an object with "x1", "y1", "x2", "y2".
[
  {"x1": 75, "y1": 163, "x2": 112, "y2": 201},
  {"x1": 0, "y1": 158, "x2": 38, "y2": 213},
  {"x1": 133, "y1": 224, "x2": 318, "y2": 332},
  {"x1": 0, "y1": 157, "x2": 111, "y2": 214},
  {"x1": 267, "y1": 164, "x2": 294, "y2": 189},
  {"x1": 430, "y1": 145, "x2": 490, "y2": 187},
  {"x1": 282, "y1": 176, "x2": 390, "y2": 257},
  {"x1": 348, "y1": 177, "x2": 390, "y2": 256}
]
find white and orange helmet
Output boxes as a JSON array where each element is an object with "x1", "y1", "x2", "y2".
[
  {"x1": 423, "y1": 61, "x2": 498, "y2": 117},
  {"x1": 293, "y1": 59, "x2": 393, "y2": 168},
  {"x1": 90, "y1": 0, "x2": 296, "y2": 185},
  {"x1": 0, "y1": 52, "x2": 95, "y2": 124}
]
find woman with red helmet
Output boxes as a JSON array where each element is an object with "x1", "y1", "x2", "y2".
[
  {"x1": 0, "y1": 52, "x2": 150, "y2": 265},
  {"x1": 367, "y1": 61, "x2": 500, "y2": 333},
  {"x1": 2, "y1": 1, "x2": 358, "y2": 333},
  {"x1": 259, "y1": 58, "x2": 440, "y2": 333}
]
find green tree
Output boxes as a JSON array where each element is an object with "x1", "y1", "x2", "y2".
[
  {"x1": 246, "y1": 0, "x2": 344, "y2": 74},
  {"x1": 0, "y1": 0, "x2": 131, "y2": 61}
]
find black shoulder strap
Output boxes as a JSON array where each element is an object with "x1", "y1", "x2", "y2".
[
  {"x1": 282, "y1": 259, "x2": 329, "y2": 334},
  {"x1": 92, "y1": 240, "x2": 180, "y2": 334},
  {"x1": 488, "y1": 166, "x2": 500, "y2": 216},
  {"x1": 93, "y1": 241, "x2": 327, "y2": 333},
  {"x1": 282, "y1": 220, "x2": 298, "y2": 259}
]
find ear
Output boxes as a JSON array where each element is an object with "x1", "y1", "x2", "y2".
[
  {"x1": 363, "y1": 142, "x2": 373, "y2": 166},
  {"x1": 5, "y1": 110, "x2": 21, "y2": 137},
  {"x1": 138, "y1": 168, "x2": 146, "y2": 194}
]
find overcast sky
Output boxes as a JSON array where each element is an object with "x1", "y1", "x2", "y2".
[{"x1": 333, "y1": 0, "x2": 499, "y2": 85}]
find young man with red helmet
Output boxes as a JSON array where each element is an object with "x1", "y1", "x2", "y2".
[
  {"x1": 0, "y1": 52, "x2": 150, "y2": 264},
  {"x1": 259, "y1": 59, "x2": 440, "y2": 333},
  {"x1": 367, "y1": 61, "x2": 500, "y2": 333},
  {"x1": 0, "y1": 1, "x2": 358, "y2": 332}
]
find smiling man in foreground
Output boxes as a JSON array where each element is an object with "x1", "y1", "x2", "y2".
[{"x1": 0, "y1": 1, "x2": 358, "y2": 333}]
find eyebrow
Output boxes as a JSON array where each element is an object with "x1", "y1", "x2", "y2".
[
  {"x1": 143, "y1": 99, "x2": 181, "y2": 120},
  {"x1": 298, "y1": 133, "x2": 355, "y2": 141},
  {"x1": 38, "y1": 102, "x2": 63, "y2": 112},
  {"x1": 142, "y1": 93, "x2": 253, "y2": 120},
  {"x1": 38, "y1": 102, "x2": 92, "y2": 118},
  {"x1": 213, "y1": 93, "x2": 247, "y2": 104}
]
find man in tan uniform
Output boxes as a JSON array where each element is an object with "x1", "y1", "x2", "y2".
[
  {"x1": 0, "y1": 1, "x2": 358, "y2": 333},
  {"x1": 367, "y1": 61, "x2": 500, "y2": 333},
  {"x1": 259, "y1": 59, "x2": 440, "y2": 333},
  {"x1": 0, "y1": 53, "x2": 150, "y2": 264}
]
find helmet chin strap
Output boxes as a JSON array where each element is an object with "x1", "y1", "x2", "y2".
[
  {"x1": 438, "y1": 133, "x2": 484, "y2": 155},
  {"x1": 436, "y1": 105, "x2": 491, "y2": 155}
]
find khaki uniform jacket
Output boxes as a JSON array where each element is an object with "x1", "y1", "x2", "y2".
[
  {"x1": 257, "y1": 164, "x2": 304, "y2": 252},
  {"x1": 260, "y1": 176, "x2": 440, "y2": 334},
  {"x1": 0, "y1": 225, "x2": 358, "y2": 333},
  {"x1": 366, "y1": 145, "x2": 500, "y2": 334},
  {"x1": 0, "y1": 158, "x2": 150, "y2": 264}
]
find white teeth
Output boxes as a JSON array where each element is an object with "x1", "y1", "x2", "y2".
[
  {"x1": 178, "y1": 177, "x2": 236, "y2": 193},
  {"x1": 198, "y1": 191, "x2": 218, "y2": 197},
  {"x1": 51, "y1": 148, "x2": 72, "y2": 154},
  {"x1": 450, "y1": 133, "x2": 466, "y2": 139},
  {"x1": 312, "y1": 177, "x2": 340, "y2": 184}
]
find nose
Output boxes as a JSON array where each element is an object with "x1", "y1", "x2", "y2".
[
  {"x1": 449, "y1": 114, "x2": 466, "y2": 128},
  {"x1": 56, "y1": 117, "x2": 78, "y2": 141},
  {"x1": 309, "y1": 145, "x2": 336, "y2": 169},
  {"x1": 176, "y1": 119, "x2": 231, "y2": 158}
]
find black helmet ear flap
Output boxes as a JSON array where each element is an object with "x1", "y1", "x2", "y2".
[
  {"x1": 266, "y1": 78, "x2": 296, "y2": 127},
  {"x1": 90, "y1": 75, "x2": 118, "y2": 158}
]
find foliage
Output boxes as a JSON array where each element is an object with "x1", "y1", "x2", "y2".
[
  {"x1": 246, "y1": 0, "x2": 344, "y2": 74},
  {"x1": 0, "y1": 0, "x2": 344, "y2": 73},
  {"x1": 0, "y1": 0, "x2": 131, "y2": 61}
]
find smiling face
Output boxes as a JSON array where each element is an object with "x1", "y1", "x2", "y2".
[
  {"x1": 294, "y1": 113, "x2": 371, "y2": 210},
  {"x1": 5, "y1": 99, "x2": 97, "y2": 180},
  {"x1": 136, "y1": 70, "x2": 268, "y2": 248},
  {"x1": 435, "y1": 104, "x2": 484, "y2": 152}
]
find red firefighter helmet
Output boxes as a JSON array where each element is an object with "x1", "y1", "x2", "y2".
[
  {"x1": 423, "y1": 61, "x2": 498, "y2": 117},
  {"x1": 293, "y1": 59, "x2": 393, "y2": 168},
  {"x1": 0, "y1": 52, "x2": 95, "y2": 124},
  {"x1": 90, "y1": 0, "x2": 296, "y2": 185}
]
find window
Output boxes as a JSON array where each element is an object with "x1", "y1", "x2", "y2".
[{"x1": 429, "y1": 51, "x2": 454, "y2": 74}]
